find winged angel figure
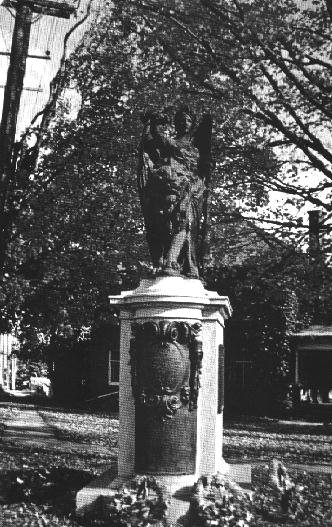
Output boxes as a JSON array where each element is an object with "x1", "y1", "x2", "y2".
[{"x1": 137, "y1": 106, "x2": 212, "y2": 278}]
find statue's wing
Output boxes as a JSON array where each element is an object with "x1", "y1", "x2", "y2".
[
  {"x1": 194, "y1": 113, "x2": 213, "y2": 185},
  {"x1": 194, "y1": 113, "x2": 213, "y2": 151}
]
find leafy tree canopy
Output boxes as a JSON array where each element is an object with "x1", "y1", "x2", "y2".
[
  {"x1": 116, "y1": 0, "x2": 332, "y2": 245},
  {"x1": 2, "y1": 0, "x2": 332, "y2": 358},
  {"x1": 5, "y1": 1, "x2": 281, "y2": 339}
]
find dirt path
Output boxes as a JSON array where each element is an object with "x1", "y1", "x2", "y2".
[{"x1": 1, "y1": 406, "x2": 113, "y2": 456}]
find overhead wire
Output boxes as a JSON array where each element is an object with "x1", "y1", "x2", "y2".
[
  {"x1": 0, "y1": 3, "x2": 66, "y2": 136},
  {"x1": 20, "y1": 17, "x2": 37, "y2": 134},
  {"x1": 75, "y1": 0, "x2": 82, "y2": 14},
  {"x1": 4, "y1": 1, "x2": 91, "y2": 137},
  {"x1": 31, "y1": 14, "x2": 69, "y2": 131},
  {"x1": 16, "y1": 12, "x2": 44, "y2": 135},
  {"x1": 27, "y1": 15, "x2": 47, "y2": 131},
  {"x1": 28, "y1": 83, "x2": 41, "y2": 130},
  {"x1": 16, "y1": 12, "x2": 58, "y2": 135},
  {"x1": 31, "y1": 16, "x2": 48, "y2": 121},
  {"x1": 31, "y1": 14, "x2": 43, "y2": 25},
  {"x1": 46, "y1": 16, "x2": 57, "y2": 53},
  {"x1": 42, "y1": 17, "x2": 59, "y2": 113}
]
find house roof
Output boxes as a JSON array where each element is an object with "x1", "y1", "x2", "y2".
[
  {"x1": 291, "y1": 326, "x2": 332, "y2": 352},
  {"x1": 292, "y1": 325, "x2": 332, "y2": 338}
]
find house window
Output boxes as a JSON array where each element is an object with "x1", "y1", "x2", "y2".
[
  {"x1": 108, "y1": 347, "x2": 120, "y2": 386},
  {"x1": 232, "y1": 360, "x2": 254, "y2": 386}
]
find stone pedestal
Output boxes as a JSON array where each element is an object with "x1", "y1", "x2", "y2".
[{"x1": 76, "y1": 277, "x2": 232, "y2": 524}]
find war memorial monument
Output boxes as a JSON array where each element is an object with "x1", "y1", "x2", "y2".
[{"x1": 76, "y1": 107, "x2": 235, "y2": 525}]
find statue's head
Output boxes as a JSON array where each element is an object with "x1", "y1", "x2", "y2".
[{"x1": 174, "y1": 106, "x2": 193, "y2": 136}]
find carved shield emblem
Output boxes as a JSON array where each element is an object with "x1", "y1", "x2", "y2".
[{"x1": 130, "y1": 320, "x2": 203, "y2": 474}]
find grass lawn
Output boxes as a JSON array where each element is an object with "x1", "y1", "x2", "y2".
[
  {"x1": 0, "y1": 403, "x2": 331, "y2": 526},
  {"x1": 39, "y1": 407, "x2": 119, "y2": 451},
  {"x1": 224, "y1": 417, "x2": 332, "y2": 464},
  {"x1": 252, "y1": 465, "x2": 332, "y2": 526},
  {"x1": 40, "y1": 407, "x2": 332, "y2": 465},
  {"x1": 0, "y1": 404, "x2": 116, "y2": 526}
]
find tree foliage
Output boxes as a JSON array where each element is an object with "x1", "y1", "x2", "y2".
[
  {"x1": 207, "y1": 246, "x2": 332, "y2": 414},
  {"x1": 208, "y1": 260, "x2": 296, "y2": 411},
  {"x1": 1, "y1": 0, "x2": 332, "y2": 387},
  {"x1": 119, "y1": 0, "x2": 332, "y2": 242},
  {"x1": 2, "y1": 2, "x2": 280, "y2": 337}
]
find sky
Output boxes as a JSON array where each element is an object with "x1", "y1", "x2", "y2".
[{"x1": 0, "y1": 0, "x2": 101, "y2": 138}]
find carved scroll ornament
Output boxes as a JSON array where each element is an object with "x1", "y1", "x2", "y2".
[{"x1": 129, "y1": 320, "x2": 203, "y2": 420}]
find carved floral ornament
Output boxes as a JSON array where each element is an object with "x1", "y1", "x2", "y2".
[{"x1": 129, "y1": 320, "x2": 203, "y2": 420}]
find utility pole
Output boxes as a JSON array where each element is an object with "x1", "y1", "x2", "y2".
[
  {"x1": 0, "y1": 1, "x2": 32, "y2": 213},
  {"x1": 0, "y1": 0, "x2": 75, "y2": 269}
]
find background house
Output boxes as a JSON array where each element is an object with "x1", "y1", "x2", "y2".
[
  {"x1": 49, "y1": 322, "x2": 119, "y2": 409},
  {"x1": 0, "y1": 333, "x2": 18, "y2": 391}
]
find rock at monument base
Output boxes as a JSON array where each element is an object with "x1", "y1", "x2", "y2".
[
  {"x1": 75, "y1": 471, "x2": 197, "y2": 525},
  {"x1": 75, "y1": 465, "x2": 252, "y2": 526}
]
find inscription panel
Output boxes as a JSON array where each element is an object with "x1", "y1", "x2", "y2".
[
  {"x1": 218, "y1": 344, "x2": 225, "y2": 414},
  {"x1": 135, "y1": 405, "x2": 196, "y2": 474}
]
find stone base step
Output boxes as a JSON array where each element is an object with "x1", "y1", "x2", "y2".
[{"x1": 76, "y1": 463, "x2": 252, "y2": 525}]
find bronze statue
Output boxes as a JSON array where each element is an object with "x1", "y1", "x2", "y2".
[{"x1": 138, "y1": 106, "x2": 212, "y2": 278}]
